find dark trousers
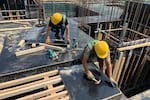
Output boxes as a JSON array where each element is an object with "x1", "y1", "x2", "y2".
[{"x1": 51, "y1": 26, "x2": 65, "y2": 38}]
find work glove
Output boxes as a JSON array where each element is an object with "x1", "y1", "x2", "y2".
[
  {"x1": 109, "y1": 77, "x2": 117, "y2": 84},
  {"x1": 86, "y1": 71, "x2": 95, "y2": 80},
  {"x1": 109, "y1": 77, "x2": 117, "y2": 87}
]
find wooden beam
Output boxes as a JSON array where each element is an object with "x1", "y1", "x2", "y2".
[
  {"x1": 39, "y1": 43, "x2": 65, "y2": 51},
  {"x1": 117, "y1": 42, "x2": 150, "y2": 51},
  {"x1": 119, "y1": 50, "x2": 133, "y2": 87},
  {"x1": 116, "y1": 57, "x2": 126, "y2": 83},
  {"x1": 127, "y1": 28, "x2": 149, "y2": 38},
  {"x1": 0, "y1": 70, "x2": 58, "y2": 89},
  {"x1": 15, "y1": 46, "x2": 45, "y2": 56},
  {"x1": 38, "y1": 90, "x2": 68, "y2": 100},
  {"x1": 101, "y1": 28, "x2": 123, "y2": 32},
  {"x1": 0, "y1": 27, "x2": 32, "y2": 32},
  {"x1": 97, "y1": 24, "x2": 103, "y2": 40},
  {"x1": 18, "y1": 40, "x2": 26, "y2": 48},
  {"x1": 0, "y1": 78, "x2": 62, "y2": 99},
  {"x1": 113, "y1": 52, "x2": 124, "y2": 81},
  {"x1": 0, "y1": 19, "x2": 38, "y2": 23},
  {"x1": 17, "y1": 85, "x2": 65, "y2": 100},
  {"x1": 0, "y1": 75, "x2": 61, "y2": 94}
]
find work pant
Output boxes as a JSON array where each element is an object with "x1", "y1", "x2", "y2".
[{"x1": 51, "y1": 26, "x2": 65, "y2": 39}]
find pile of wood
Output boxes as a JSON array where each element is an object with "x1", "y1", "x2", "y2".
[{"x1": 0, "y1": 70, "x2": 69, "y2": 100}]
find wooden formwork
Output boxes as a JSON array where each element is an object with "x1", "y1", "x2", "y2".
[{"x1": 0, "y1": 70, "x2": 70, "y2": 100}]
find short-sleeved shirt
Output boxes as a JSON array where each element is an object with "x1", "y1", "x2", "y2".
[
  {"x1": 82, "y1": 40, "x2": 110, "y2": 61},
  {"x1": 48, "y1": 15, "x2": 68, "y2": 30}
]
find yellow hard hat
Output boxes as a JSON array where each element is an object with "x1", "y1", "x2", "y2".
[
  {"x1": 94, "y1": 41, "x2": 109, "y2": 59},
  {"x1": 51, "y1": 12, "x2": 62, "y2": 25}
]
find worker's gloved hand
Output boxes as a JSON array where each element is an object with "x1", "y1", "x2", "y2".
[
  {"x1": 109, "y1": 77, "x2": 117, "y2": 84},
  {"x1": 109, "y1": 77, "x2": 117, "y2": 88},
  {"x1": 86, "y1": 71, "x2": 95, "y2": 80}
]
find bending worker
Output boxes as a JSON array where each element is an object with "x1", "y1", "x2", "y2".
[
  {"x1": 81, "y1": 40, "x2": 116, "y2": 83},
  {"x1": 46, "y1": 12, "x2": 70, "y2": 44}
]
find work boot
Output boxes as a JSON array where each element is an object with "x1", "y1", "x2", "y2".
[{"x1": 55, "y1": 33, "x2": 60, "y2": 39}]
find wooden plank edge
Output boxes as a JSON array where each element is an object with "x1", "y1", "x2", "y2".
[
  {"x1": 0, "y1": 75, "x2": 61, "y2": 94},
  {"x1": 38, "y1": 90, "x2": 68, "y2": 100},
  {"x1": 0, "y1": 70, "x2": 58, "y2": 89},
  {"x1": 15, "y1": 46, "x2": 45, "y2": 57},
  {"x1": 0, "y1": 78, "x2": 62, "y2": 99},
  {"x1": 17, "y1": 85, "x2": 65, "y2": 100}
]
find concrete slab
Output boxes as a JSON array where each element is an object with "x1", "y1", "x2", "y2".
[{"x1": 59, "y1": 63, "x2": 122, "y2": 100}]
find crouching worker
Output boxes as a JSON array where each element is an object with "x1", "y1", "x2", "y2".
[
  {"x1": 81, "y1": 40, "x2": 116, "y2": 85},
  {"x1": 45, "y1": 12, "x2": 70, "y2": 44}
]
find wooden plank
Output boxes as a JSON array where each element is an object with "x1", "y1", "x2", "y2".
[
  {"x1": 134, "y1": 49, "x2": 148, "y2": 85},
  {"x1": 15, "y1": 46, "x2": 45, "y2": 56},
  {"x1": 0, "y1": 27, "x2": 32, "y2": 32},
  {"x1": 38, "y1": 90, "x2": 68, "y2": 100},
  {"x1": 39, "y1": 43, "x2": 65, "y2": 51},
  {"x1": 17, "y1": 11, "x2": 20, "y2": 19},
  {"x1": 0, "y1": 10, "x2": 26, "y2": 12},
  {"x1": 127, "y1": 28, "x2": 149, "y2": 38},
  {"x1": 44, "y1": 76, "x2": 57, "y2": 100},
  {"x1": 0, "y1": 70, "x2": 58, "y2": 89},
  {"x1": 18, "y1": 40, "x2": 26, "y2": 48},
  {"x1": 119, "y1": 50, "x2": 133, "y2": 87},
  {"x1": 0, "y1": 19, "x2": 38, "y2": 23},
  {"x1": 97, "y1": 24, "x2": 103, "y2": 40},
  {"x1": 0, "y1": 76, "x2": 61, "y2": 94},
  {"x1": 116, "y1": 57, "x2": 126, "y2": 83},
  {"x1": 0, "y1": 44, "x2": 3, "y2": 54},
  {"x1": 60, "y1": 96, "x2": 70, "y2": 100},
  {"x1": 113, "y1": 52, "x2": 124, "y2": 81},
  {"x1": 117, "y1": 42, "x2": 150, "y2": 51},
  {"x1": 124, "y1": 54, "x2": 137, "y2": 85},
  {"x1": 17, "y1": 85, "x2": 65, "y2": 100},
  {"x1": 0, "y1": 78, "x2": 62, "y2": 99}
]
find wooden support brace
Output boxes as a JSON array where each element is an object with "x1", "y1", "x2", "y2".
[
  {"x1": 16, "y1": 11, "x2": 20, "y2": 20},
  {"x1": 44, "y1": 76, "x2": 57, "y2": 100},
  {"x1": 117, "y1": 42, "x2": 150, "y2": 51},
  {"x1": 97, "y1": 24, "x2": 103, "y2": 40},
  {"x1": 113, "y1": 52, "x2": 124, "y2": 81},
  {"x1": 15, "y1": 46, "x2": 45, "y2": 57},
  {"x1": 39, "y1": 43, "x2": 65, "y2": 51},
  {"x1": 116, "y1": 57, "x2": 126, "y2": 83},
  {"x1": 127, "y1": 28, "x2": 149, "y2": 38}
]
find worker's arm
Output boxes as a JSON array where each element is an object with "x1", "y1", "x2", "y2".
[
  {"x1": 105, "y1": 57, "x2": 112, "y2": 78},
  {"x1": 45, "y1": 26, "x2": 51, "y2": 44},
  {"x1": 65, "y1": 24, "x2": 70, "y2": 44},
  {"x1": 82, "y1": 56, "x2": 90, "y2": 73},
  {"x1": 81, "y1": 46, "x2": 95, "y2": 80},
  {"x1": 105, "y1": 57, "x2": 116, "y2": 83}
]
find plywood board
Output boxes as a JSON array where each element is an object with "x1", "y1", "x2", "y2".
[{"x1": 59, "y1": 63, "x2": 122, "y2": 100}]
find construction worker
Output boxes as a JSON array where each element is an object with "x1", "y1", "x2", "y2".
[
  {"x1": 81, "y1": 40, "x2": 116, "y2": 84},
  {"x1": 46, "y1": 12, "x2": 70, "y2": 44}
]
